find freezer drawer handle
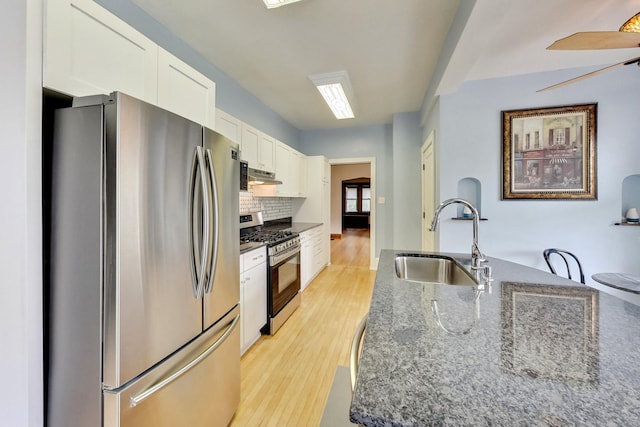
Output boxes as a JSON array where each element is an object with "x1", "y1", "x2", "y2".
[{"x1": 129, "y1": 313, "x2": 239, "y2": 408}]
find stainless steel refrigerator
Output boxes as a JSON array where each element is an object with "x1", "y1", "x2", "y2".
[{"x1": 47, "y1": 92, "x2": 240, "y2": 427}]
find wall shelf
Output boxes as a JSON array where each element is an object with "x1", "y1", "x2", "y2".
[
  {"x1": 621, "y1": 174, "x2": 640, "y2": 222},
  {"x1": 614, "y1": 221, "x2": 640, "y2": 226},
  {"x1": 456, "y1": 177, "x2": 484, "y2": 218},
  {"x1": 451, "y1": 217, "x2": 488, "y2": 221}
]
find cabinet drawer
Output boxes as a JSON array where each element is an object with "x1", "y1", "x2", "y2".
[{"x1": 241, "y1": 246, "x2": 267, "y2": 271}]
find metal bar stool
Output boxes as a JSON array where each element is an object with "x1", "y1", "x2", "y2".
[{"x1": 543, "y1": 248, "x2": 585, "y2": 284}]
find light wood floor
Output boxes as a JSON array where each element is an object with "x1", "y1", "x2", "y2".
[{"x1": 230, "y1": 229, "x2": 374, "y2": 427}]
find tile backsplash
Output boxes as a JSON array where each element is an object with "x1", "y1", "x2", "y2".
[{"x1": 240, "y1": 189, "x2": 292, "y2": 221}]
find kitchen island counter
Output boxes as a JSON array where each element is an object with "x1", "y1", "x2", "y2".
[{"x1": 350, "y1": 250, "x2": 640, "y2": 426}]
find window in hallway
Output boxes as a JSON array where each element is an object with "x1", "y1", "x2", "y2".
[{"x1": 342, "y1": 178, "x2": 370, "y2": 229}]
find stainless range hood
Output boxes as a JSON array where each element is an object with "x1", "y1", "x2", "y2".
[{"x1": 248, "y1": 167, "x2": 282, "y2": 185}]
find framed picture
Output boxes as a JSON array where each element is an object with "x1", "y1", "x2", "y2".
[
  {"x1": 501, "y1": 282, "x2": 599, "y2": 385},
  {"x1": 502, "y1": 103, "x2": 597, "y2": 200}
]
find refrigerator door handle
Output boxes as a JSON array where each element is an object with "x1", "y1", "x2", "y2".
[
  {"x1": 189, "y1": 146, "x2": 211, "y2": 299},
  {"x1": 203, "y1": 148, "x2": 220, "y2": 294},
  {"x1": 129, "y1": 313, "x2": 240, "y2": 408}
]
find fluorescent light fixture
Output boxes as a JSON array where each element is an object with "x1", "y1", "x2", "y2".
[
  {"x1": 263, "y1": 0, "x2": 304, "y2": 9},
  {"x1": 309, "y1": 71, "x2": 355, "y2": 120}
]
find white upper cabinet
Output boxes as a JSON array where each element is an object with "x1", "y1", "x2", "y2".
[
  {"x1": 241, "y1": 124, "x2": 274, "y2": 172},
  {"x1": 275, "y1": 141, "x2": 291, "y2": 196},
  {"x1": 157, "y1": 48, "x2": 216, "y2": 128},
  {"x1": 258, "y1": 133, "x2": 275, "y2": 172},
  {"x1": 44, "y1": 0, "x2": 158, "y2": 104},
  {"x1": 274, "y1": 141, "x2": 307, "y2": 197},
  {"x1": 215, "y1": 109, "x2": 242, "y2": 143},
  {"x1": 44, "y1": 0, "x2": 217, "y2": 127},
  {"x1": 240, "y1": 123, "x2": 260, "y2": 168},
  {"x1": 292, "y1": 150, "x2": 308, "y2": 197}
]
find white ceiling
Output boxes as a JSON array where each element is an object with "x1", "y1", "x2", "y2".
[{"x1": 130, "y1": 0, "x2": 640, "y2": 130}]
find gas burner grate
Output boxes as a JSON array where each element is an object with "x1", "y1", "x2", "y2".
[{"x1": 241, "y1": 229, "x2": 296, "y2": 245}]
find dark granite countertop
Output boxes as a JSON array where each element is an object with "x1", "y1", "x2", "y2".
[
  {"x1": 350, "y1": 250, "x2": 640, "y2": 426},
  {"x1": 288, "y1": 222, "x2": 322, "y2": 234},
  {"x1": 239, "y1": 241, "x2": 266, "y2": 255},
  {"x1": 239, "y1": 221, "x2": 321, "y2": 254},
  {"x1": 262, "y1": 218, "x2": 321, "y2": 234}
]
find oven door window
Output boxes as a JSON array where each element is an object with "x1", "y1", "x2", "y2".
[
  {"x1": 278, "y1": 257, "x2": 298, "y2": 293},
  {"x1": 271, "y1": 253, "x2": 300, "y2": 314}
]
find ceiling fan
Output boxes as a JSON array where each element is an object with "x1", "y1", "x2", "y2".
[{"x1": 538, "y1": 11, "x2": 640, "y2": 91}]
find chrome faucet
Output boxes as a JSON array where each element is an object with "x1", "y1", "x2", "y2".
[{"x1": 429, "y1": 198, "x2": 486, "y2": 270}]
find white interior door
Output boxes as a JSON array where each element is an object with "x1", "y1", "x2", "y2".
[{"x1": 421, "y1": 131, "x2": 436, "y2": 251}]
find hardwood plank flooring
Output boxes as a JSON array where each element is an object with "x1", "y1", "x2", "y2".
[
  {"x1": 230, "y1": 229, "x2": 374, "y2": 427},
  {"x1": 330, "y1": 229, "x2": 371, "y2": 267}
]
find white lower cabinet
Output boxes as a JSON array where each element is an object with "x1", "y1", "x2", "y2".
[
  {"x1": 294, "y1": 156, "x2": 331, "y2": 284},
  {"x1": 240, "y1": 246, "x2": 267, "y2": 355},
  {"x1": 300, "y1": 226, "x2": 326, "y2": 291},
  {"x1": 300, "y1": 232, "x2": 313, "y2": 290}
]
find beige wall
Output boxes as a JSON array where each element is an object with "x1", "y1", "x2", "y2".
[{"x1": 330, "y1": 163, "x2": 371, "y2": 235}]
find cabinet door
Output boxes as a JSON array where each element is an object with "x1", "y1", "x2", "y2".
[
  {"x1": 299, "y1": 232, "x2": 313, "y2": 290},
  {"x1": 258, "y1": 133, "x2": 275, "y2": 172},
  {"x1": 241, "y1": 124, "x2": 259, "y2": 168},
  {"x1": 297, "y1": 154, "x2": 308, "y2": 197},
  {"x1": 157, "y1": 48, "x2": 216, "y2": 128},
  {"x1": 215, "y1": 109, "x2": 242, "y2": 143},
  {"x1": 275, "y1": 142, "x2": 291, "y2": 196},
  {"x1": 240, "y1": 272, "x2": 246, "y2": 350},
  {"x1": 312, "y1": 232, "x2": 324, "y2": 276},
  {"x1": 44, "y1": 0, "x2": 158, "y2": 103},
  {"x1": 241, "y1": 262, "x2": 267, "y2": 353}
]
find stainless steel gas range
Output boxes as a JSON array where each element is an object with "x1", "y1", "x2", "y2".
[{"x1": 240, "y1": 212, "x2": 301, "y2": 335}]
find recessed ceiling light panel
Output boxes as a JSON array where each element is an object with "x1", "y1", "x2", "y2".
[
  {"x1": 309, "y1": 71, "x2": 356, "y2": 120},
  {"x1": 263, "y1": 0, "x2": 305, "y2": 9}
]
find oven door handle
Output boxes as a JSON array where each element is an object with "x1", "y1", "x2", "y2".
[{"x1": 270, "y1": 246, "x2": 301, "y2": 266}]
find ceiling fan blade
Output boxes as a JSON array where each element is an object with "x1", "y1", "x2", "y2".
[
  {"x1": 547, "y1": 31, "x2": 640, "y2": 50},
  {"x1": 537, "y1": 56, "x2": 640, "y2": 92}
]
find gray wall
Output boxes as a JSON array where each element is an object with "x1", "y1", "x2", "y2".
[
  {"x1": 299, "y1": 114, "x2": 425, "y2": 257},
  {"x1": 424, "y1": 65, "x2": 640, "y2": 281},
  {"x1": 392, "y1": 112, "x2": 422, "y2": 249},
  {"x1": 94, "y1": 0, "x2": 301, "y2": 148},
  {"x1": 299, "y1": 124, "x2": 393, "y2": 256}
]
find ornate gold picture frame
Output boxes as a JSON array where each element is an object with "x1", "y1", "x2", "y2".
[{"x1": 502, "y1": 103, "x2": 597, "y2": 200}]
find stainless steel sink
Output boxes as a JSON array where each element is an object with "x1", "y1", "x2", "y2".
[{"x1": 394, "y1": 254, "x2": 477, "y2": 286}]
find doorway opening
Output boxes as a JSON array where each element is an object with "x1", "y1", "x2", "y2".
[{"x1": 329, "y1": 158, "x2": 376, "y2": 269}]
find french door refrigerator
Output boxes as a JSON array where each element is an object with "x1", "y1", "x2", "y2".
[{"x1": 47, "y1": 92, "x2": 240, "y2": 427}]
